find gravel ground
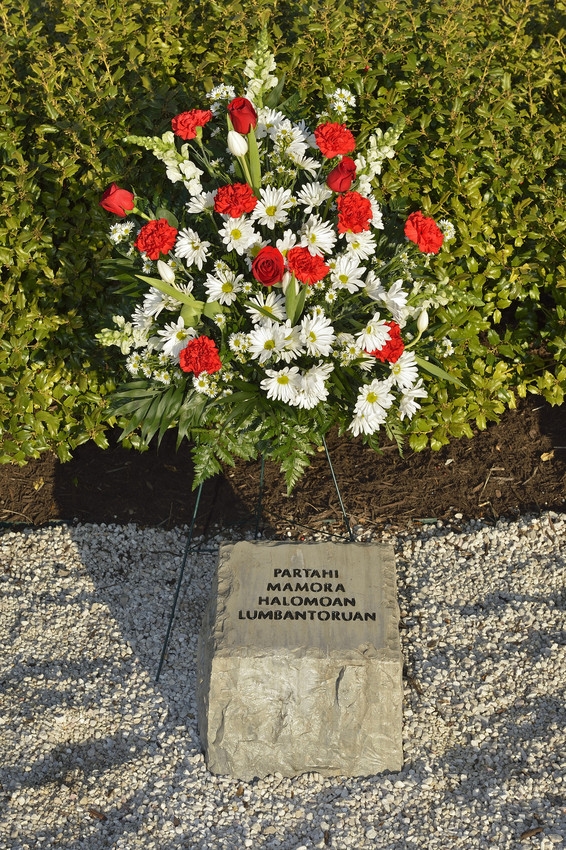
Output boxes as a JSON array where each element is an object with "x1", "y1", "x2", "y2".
[{"x1": 0, "y1": 513, "x2": 564, "y2": 850}]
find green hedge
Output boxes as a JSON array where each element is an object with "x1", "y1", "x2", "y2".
[{"x1": 0, "y1": 0, "x2": 564, "y2": 462}]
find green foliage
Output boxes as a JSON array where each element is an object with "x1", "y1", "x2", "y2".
[{"x1": 0, "y1": 0, "x2": 565, "y2": 468}]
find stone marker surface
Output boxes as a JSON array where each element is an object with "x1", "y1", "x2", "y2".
[{"x1": 196, "y1": 541, "x2": 403, "y2": 780}]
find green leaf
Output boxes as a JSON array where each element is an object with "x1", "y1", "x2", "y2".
[
  {"x1": 247, "y1": 128, "x2": 262, "y2": 194},
  {"x1": 415, "y1": 356, "x2": 466, "y2": 388}
]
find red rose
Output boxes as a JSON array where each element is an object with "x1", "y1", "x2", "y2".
[
  {"x1": 179, "y1": 336, "x2": 222, "y2": 375},
  {"x1": 171, "y1": 109, "x2": 213, "y2": 140},
  {"x1": 251, "y1": 246, "x2": 285, "y2": 287},
  {"x1": 287, "y1": 246, "x2": 330, "y2": 285},
  {"x1": 99, "y1": 183, "x2": 135, "y2": 218},
  {"x1": 369, "y1": 322, "x2": 405, "y2": 363},
  {"x1": 227, "y1": 97, "x2": 257, "y2": 134},
  {"x1": 404, "y1": 211, "x2": 444, "y2": 254},
  {"x1": 314, "y1": 122, "x2": 356, "y2": 158},
  {"x1": 336, "y1": 192, "x2": 373, "y2": 233},
  {"x1": 134, "y1": 219, "x2": 178, "y2": 260},
  {"x1": 214, "y1": 183, "x2": 257, "y2": 218},
  {"x1": 326, "y1": 156, "x2": 357, "y2": 193}
]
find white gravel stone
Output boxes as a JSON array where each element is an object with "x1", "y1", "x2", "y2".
[{"x1": 0, "y1": 514, "x2": 564, "y2": 849}]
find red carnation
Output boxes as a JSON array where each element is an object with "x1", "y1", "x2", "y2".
[
  {"x1": 252, "y1": 246, "x2": 285, "y2": 287},
  {"x1": 214, "y1": 183, "x2": 257, "y2": 218},
  {"x1": 227, "y1": 97, "x2": 257, "y2": 134},
  {"x1": 326, "y1": 156, "x2": 357, "y2": 193},
  {"x1": 179, "y1": 336, "x2": 222, "y2": 375},
  {"x1": 369, "y1": 322, "x2": 405, "y2": 363},
  {"x1": 336, "y1": 192, "x2": 373, "y2": 233},
  {"x1": 314, "y1": 122, "x2": 356, "y2": 158},
  {"x1": 287, "y1": 246, "x2": 330, "y2": 286},
  {"x1": 404, "y1": 211, "x2": 444, "y2": 254},
  {"x1": 134, "y1": 218, "x2": 178, "y2": 260},
  {"x1": 99, "y1": 183, "x2": 135, "y2": 217},
  {"x1": 171, "y1": 109, "x2": 213, "y2": 140}
]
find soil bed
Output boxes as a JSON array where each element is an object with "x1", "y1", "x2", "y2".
[{"x1": 1, "y1": 397, "x2": 564, "y2": 536}]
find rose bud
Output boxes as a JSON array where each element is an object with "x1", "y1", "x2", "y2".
[
  {"x1": 227, "y1": 130, "x2": 249, "y2": 157},
  {"x1": 326, "y1": 156, "x2": 357, "y2": 193},
  {"x1": 99, "y1": 183, "x2": 135, "y2": 217},
  {"x1": 251, "y1": 246, "x2": 285, "y2": 287},
  {"x1": 227, "y1": 96, "x2": 257, "y2": 135}
]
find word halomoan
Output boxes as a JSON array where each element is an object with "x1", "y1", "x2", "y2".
[{"x1": 239, "y1": 610, "x2": 377, "y2": 621}]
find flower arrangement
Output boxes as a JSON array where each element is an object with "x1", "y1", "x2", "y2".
[{"x1": 97, "y1": 34, "x2": 458, "y2": 491}]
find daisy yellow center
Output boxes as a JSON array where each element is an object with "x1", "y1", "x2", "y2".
[
  {"x1": 231, "y1": 228, "x2": 242, "y2": 240},
  {"x1": 222, "y1": 282, "x2": 234, "y2": 293},
  {"x1": 265, "y1": 205, "x2": 277, "y2": 216},
  {"x1": 264, "y1": 339, "x2": 275, "y2": 350},
  {"x1": 366, "y1": 391, "x2": 378, "y2": 404},
  {"x1": 176, "y1": 331, "x2": 187, "y2": 340},
  {"x1": 339, "y1": 274, "x2": 348, "y2": 283},
  {"x1": 308, "y1": 331, "x2": 317, "y2": 342},
  {"x1": 277, "y1": 375, "x2": 290, "y2": 385}
]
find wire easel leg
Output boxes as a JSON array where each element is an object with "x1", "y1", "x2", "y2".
[
  {"x1": 322, "y1": 435, "x2": 355, "y2": 541},
  {"x1": 155, "y1": 482, "x2": 203, "y2": 683},
  {"x1": 254, "y1": 455, "x2": 265, "y2": 539}
]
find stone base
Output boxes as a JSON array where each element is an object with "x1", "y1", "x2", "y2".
[{"x1": 196, "y1": 541, "x2": 403, "y2": 780}]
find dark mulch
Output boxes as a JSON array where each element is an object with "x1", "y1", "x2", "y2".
[{"x1": 1, "y1": 396, "x2": 565, "y2": 536}]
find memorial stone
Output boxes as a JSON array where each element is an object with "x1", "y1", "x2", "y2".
[{"x1": 197, "y1": 541, "x2": 403, "y2": 780}]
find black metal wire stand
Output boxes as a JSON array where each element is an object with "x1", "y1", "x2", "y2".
[{"x1": 155, "y1": 441, "x2": 354, "y2": 682}]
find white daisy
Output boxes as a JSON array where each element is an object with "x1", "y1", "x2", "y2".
[
  {"x1": 126, "y1": 351, "x2": 143, "y2": 375},
  {"x1": 228, "y1": 332, "x2": 251, "y2": 362},
  {"x1": 300, "y1": 214, "x2": 337, "y2": 256},
  {"x1": 438, "y1": 218, "x2": 456, "y2": 240},
  {"x1": 330, "y1": 255, "x2": 366, "y2": 294},
  {"x1": 204, "y1": 270, "x2": 243, "y2": 305},
  {"x1": 390, "y1": 350, "x2": 419, "y2": 390},
  {"x1": 279, "y1": 320, "x2": 304, "y2": 363},
  {"x1": 246, "y1": 291, "x2": 287, "y2": 324},
  {"x1": 109, "y1": 221, "x2": 135, "y2": 244},
  {"x1": 276, "y1": 229, "x2": 298, "y2": 256},
  {"x1": 219, "y1": 216, "x2": 258, "y2": 254},
  {"x1": 344, "y1": 230, "x2": 377, "y2": 261},
  {"x1": 186, "y1": 190, "x2": 217, "y2": 214},
  {"x1": 256, "y1": 107, "x2": 287, "y2": 139},
  {"x1": 368, "y1": 195, "x2": 384, "y2": 229},
  {"x1": 252, "y1": 186, "x2": 294, "y2": 230},
  {"x1": 356, "y1": 312, "x2": 391, "y2": 352},
  {"x1": 175, "y1": 228, "x2": 211, "y2": 270},
  {"x1": 348, "y1": 410, "x2": 383, "y2": 437},
  {"x1": 248, "y1": 320, "x2": 287, "y2": 364},
  {"x1": 193, "y1": 373, "x2": 219, "y2": 397},
  {"x1": 354, "y1": 379, "x2": 394, "y2": 421},
  {"x1": 154, "y1": 369, "x2": 172, "y2": 385},
  {"x1": 300, "y1": 312, "x2": 335, "y2": 357},
  {"x1": 291, "y1": 152, "x2": 321, "y2": 176},
  {"x1": 260, "y1": 366, "x2": 302, "y2": 403},
  {"x1": 399, "y1": 379, "x2": 428, "y2": 420},
  {"x1": 295, "y1": 182, "x2": 332, "y2": 213},
  {"x1": 271, "y1": 122, "x2": 308, "y2": 161},
  {"x1": 141, "y1": 287, "x2": 180, "y2": 319},
  {"x1": 157, "y1": 318, "x2": 197, "y2": 359},
  {"x1": 131, "y1": 305, "x2": 154, "y2": 331},
  {"x1": 295, "y1": 362, "x2": 334, "y2": 409},
  {"x1": 366, "y1": 276, "x2": 409, "y2": 324}
]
